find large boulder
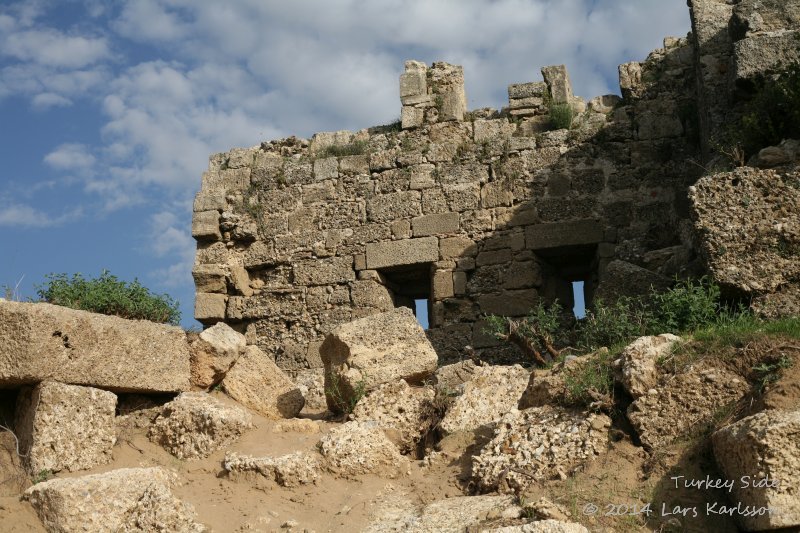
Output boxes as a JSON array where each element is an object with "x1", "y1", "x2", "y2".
[
  {"x1": 472, "y1": 406, "x2": 610, "y2": 494},
  {"x1": 317, "y1": 421, "x2": 408, "y2": 478},
  {"x1": 15, "y1": 381, "x2": 116, "y2": 474},
  {"x1": 351, "y1": 380, "x2": 438, "y2": 454},
  {"x1": 221, "y1": 345, "x2": 305, "y2": 419},
  {"x1": 320, "y1": 307, "x2": 438, "y2": 413},
  {"x1": 439, "y1": 365, "x2": 529, "y2": 435},
  {"x1": 614, "y1": 335, "x2": 682, "y2": 399},
  {"x1": 23, "y1": 467, "x2": 204, "y2": 532},
  {"x1": 0, "y1": 300, "x2": 190, "y2": 392},
  {"x1": 148, "y1": 392, "x2": 252, "y2": 459},
  {"x1": 628, "y1": 364, "x2": 749, "y2": 449},
  {"x1": 690, "y1": 166, "x2": 800, "y2": 317},
  {"x1": 712, "y1": 408, "x2": 800, "y2": 531},
  {"x1": 188, "y1": 322, "x2": 245, "y2": 389}
]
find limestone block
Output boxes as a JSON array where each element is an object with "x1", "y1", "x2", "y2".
[
  {"x1": 320, "y1": 307, "x2": 438, "y2": 413},
  {"x1": 731, "y1": 0, "x2": 800, "y2": 37},
  {"x1": 588, "y1": 94, "x2": 622, "y2": 114},
  {"x1": 317, "y1": 420, "x2": 409, "y2": 478},
  {"x1": 193, "y1": 189, "x2": 226, "y2": 212},
  {"x1": 309, "y1": 130, "x2": 355, "y2": 154},
  {"x1": 615, "y1": 334, "x2": 682, "y2": 399},
  {"x1": 473, "y1": 119, "x2": 515, "y2": 143},
  {"x1": 15, "y1": 381, "x2": 116, "y2": 474},
  {"x1": 222, "y1": 345, "x2": 305, "y2": 419},
  {"x1": 618, "y1": 61, "x2": 642, "y2": 99},
  {"x1": 477, "y1": 289, "x2": 538, "y2": 316},
  {"x1": 365, "y1": 236, "x2": 439, "y2": 269},
  {"x1": 489, "y1": 520, "x2": 589, "y2": 532},
  {"x1": 412, "y1": 212, "x2": 459, "y2": 237},
  {"x1": 227, "y1": 265, "x2": 252, "y2": 296},
  {"x1": 636, "y1": 112, "x2": 683, "y2": 140},
  {"x1": 366, "y1": 190, "x2": 422, "y2": 222},
  {"x1": 734, "y1": 32, "x2": 800, "y2": 81},
  {"x1": 712, "y1": 409, "x2": 800, "y2": 531},
  {"x1": 351, "y1": 280, "x2": 395, "y2": 311},
  {"x1": 293, "y1": 256, "x2": 354, "y2": 286},
  {"x1": 432, "y1": 270, "x2": 454, "y2": 300},
  {"x1": 508, "y1": 82, "x2": 548, "y2": 100},
  {"x1": 628, "y1": 365, "x2": 748, "y2": 449},
  {"x1": 189, "y1": 322, "x2": 245, "y2": 389},
  {"x1": 524, "y1": 219, "x2": 603, "y2": 250},
  {"x1": 434, "y1": 360, "x2": 478, "y2": 391},
  {"x1": 391, "y1": 219, "x2": 412, "y2": 239},
  {"x1": 339, "y1": 154, "x2": 370, "y2": 174},
  {"x1": 400, "y1": 60, "x2": 427, "y2": 98},
  {"x1": 409, "y1": 164, "x2": 436, "y2": 189},
  {"x1": 201, "y1": 167, "x2": 250, "y2": 190},
  {"x1": 23, "y1": 467, "x2": 204, "y2": 533},
  {"x1": 453, "y1": 271, "x2": 467, "y2": 295},
  {"x1": 192, "y1": 264, "x2": 226, "y2": 293},
  {"x1": 313, "y1": 156, "x2": 338, "y2": 181},
  {"x1": 0, "y1": 300, "x2": 190, "y2": 393},
  {"x1": 401, "y1": 105, "x2": 425, "y2": 129},
  {"x1": 195, "y1": 292, "x2": 227, "y2": 322},
  {"x1": 224, "y1": 451, "x2": 321, "y2": 487},
  {"x1": 191, "y1": 210, "x2": 221, "y2": 241},
  {"x1": 594, "y1": 260, "x2": 671, "y2": 303},
  {"x1": 541, "y1": 65, "x2": 573, "y2": 103},
  {"x1": 148, "y1": 392, "x2": 252, "y2": 459},
  {"x1": 440, "y1": 236, "x2": 478, "y2": 259},
  {"x1": 352, "y1": 380, "x2": 437, "y2": 454},
  {"x1": 481, "y1": 181, "x2": 514, "y2": 208},
  {"x1": 439, "y1": 364, "x2": 529, "y2": 435}
]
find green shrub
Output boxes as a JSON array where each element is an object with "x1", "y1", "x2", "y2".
[
  {"x1": 647, "y1": 277, "x2": 722, "y2": 334},
  {"x1": 548, "y1": 102, "x2": 575, "y2": 130},
  {"x1": 576, "y1": 297, "x2": 650, "y2": 351},
  {"x1": 320, "y1": 140, "x2": 369, "y2": 158},
  {"x1": 730, "y1": 62, "x2": 800, "y2": 157},
  {"x1": 562, "y1": 349, "x2": 615, "y2": 406},
  {"x1": 35, "y1": 270, "x2": 180, "y2": 325},
  {"x1": 485, "y1": 300, "x2": 563, "y2": 365}
]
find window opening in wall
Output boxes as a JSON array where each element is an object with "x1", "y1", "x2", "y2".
[
  {"x1": 376, "y1": 263, "x2": 432, "y2": 329},
  {"x1": 572, "y1": 281, "x2": 586, "y2": 319},
  {"x1": 415, "y1": 299, "x2": 430, "y2": 329}
]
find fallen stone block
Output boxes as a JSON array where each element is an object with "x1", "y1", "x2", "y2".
[
  {"x1": 439, "y1": 364, "x2": 529, "y2": 435},
  {"x1": 712, "y1": 408, "x2": 800, "y2": 531},
  {"x1": 614, "y1": 334, "x2": 682, "y2": 399},
  {"x1": 148, "y1": 392, "x2": 252, "y2": 459},
  {"x1": 351, "y1": 380, "x2": 438, "y2": 454},
  {"x1": 224, "y1": 451, "x2": 321, "y2": 487},
  {"x1": 189, "y1": 322, "x2": 246, "y2": 389},
  {"x1": 15, "y1": 381, "x2": 116, "y2": 474},
  {"x1": 628, "y1": 364, "x2": 748, "y2": 450},
  {"x1": 487, "y1": 520, "x2": 589, "y2": 532},
  {"x1": 222, "y1": 345, "x2": 305, "y2": 419},
  {"x1": 23, "y1": 467, "x2": 204, "y2": 533},
  {"x1": 472, "y1": 406, "x2": 610, "y2": 494},
  {"x1": 320, "y1": 307, "x2": 438, "y2": 413},
  {"x1": 0, "y1": 300, "x2": 190, "y2": 393},
  {"x1": 317, "y1": 421, "x2": 408, "y2": 478}
]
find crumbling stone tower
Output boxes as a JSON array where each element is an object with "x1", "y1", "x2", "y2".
[{"x1": 190, "y1": 0, "x2": 800, "y2": 382}]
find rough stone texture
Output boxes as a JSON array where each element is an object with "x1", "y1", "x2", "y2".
[
  {"x1": 518, "y1": 352, "x2": 605, "y2": 409},
  {"x1": 224, "y1": 451, "x2": 321, "y2": 487},
  {"x1": 488, "y1": 521, "x2": 589, "y2": 533},
  {"x1": 365, "y1": 236, "x2": 439, "y2": 269},
  {"x1": 0, "y1": 300, "x2": 190, "y2": 392},
  {"x1": 690, "y1": 166, "x2": 800, "y2": 317},
  {"x1": 15, "y1": 381, "x2": 116, "y2": 474},
  {"x1": 194, "y1": 293, "x2": 226, "y2": 322},
  {"x1": 320, "y1": 307, "x2": 438, "y2": 413},
  {"x1": 23, "y1": 467, "x2": 204, "y2": 533},
  {"x1": 541, "y1": 65, "x2": 573, "y2": 103},
  {"x1": 189, "y1": 322, "x2": 245, "y2": 389},
  {"x1": 222, "y1": 345, "x2": 305, "y2": 419},
  {"x1": 317, "y1": 421, "x2": 408, "y2": 478},
  {"x1": 594, "y1": 260, "x2": 672, "y2": 303},
  {"x1": 293, "y1": 367, "x2": 328, "y2": 412},
  {"x1": 351, "y1": 380, "x2": 437, "y2": 454},
  {"x1": 615, "y1": 334, "x2": 682, "y2": 399},
  {"x1": 712, "y1": 408, "x2": 800, "y2": 531},
  {"x1": 439, "y1": 364, "x2": 529, "y2": 435},
  {"x1": 628, "y1": 364, "x2": 749, "y2": 450},
  {"x1": 472, "y1": 406, "x2": 610, "y2": 493},
  {"x1": 434, "y1": 359, "x2": 478, "y2": 391},
  {"x1": 148, "y1": 392, "x2": 252, "y2": 459},
  {"x1": 524, "y1": 220, "x2": 603, "y2": 250}
]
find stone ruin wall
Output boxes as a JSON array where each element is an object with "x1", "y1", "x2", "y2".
[{"x1": 190, "y1": 0, "x2": 800, "y2": 375}]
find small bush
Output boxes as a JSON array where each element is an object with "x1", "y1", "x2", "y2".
[
  {"x1": 485, "y1": 300, "x2": 563, "y2": 365},
  {"x1": 576, "y1": 297, "x2": 649, "y2": 351},
  {"x1": 35, "y1": 270, "x2": 180, "y2": 325},
  {"x1": 320, "y1": 140, "x2": 369, "y2": 158},
  {"x1": 548, "y1": 102, "x2": 575, "y2": 130},
  {"x1": 562, "y1": 349, "x2": 615, "y2": 406},
  {"x1": 648, "y1": 277, "x2": 722, "y2": 334}
]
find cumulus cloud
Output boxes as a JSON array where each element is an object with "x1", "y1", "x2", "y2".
[
  {"x1": 2, "y1": 28, "x2": 111, "y2": 69},
  {"x1": 31, "y1": 92, "x2": 72, "y2": 110},
  {"x1": 43, "y1": 143, "x2": 96, "y2": 172},
  {"x1": 147, "y1": 207, "x2": 196, "y2": 288},
  {"x1": 0, "y1": 203, "x2": 83, "y2": 228}
]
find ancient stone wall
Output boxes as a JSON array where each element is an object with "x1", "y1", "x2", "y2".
[{"x1": 191, "y1": 31, "x2": 705, "y2": 372}]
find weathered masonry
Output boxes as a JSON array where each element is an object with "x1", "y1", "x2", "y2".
[{"x1": 191, "y1": 0, "x2": 800, "y2": 374}]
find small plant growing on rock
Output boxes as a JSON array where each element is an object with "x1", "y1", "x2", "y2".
[
  {"x1": 35, "y1": 270, "x2": 180, "y2": 325},
  {"x1": 325, "y1": 372, "x2": 368, "y2": 414},
  {"x1": 485, "y1": 300, "x2": 563, "y2": 367}
]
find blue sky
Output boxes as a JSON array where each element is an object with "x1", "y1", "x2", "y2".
[{"x1": 0, "y1": 1, "x2": 690, "y2": 328}]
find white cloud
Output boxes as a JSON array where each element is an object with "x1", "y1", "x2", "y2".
[
  {"x1": 31, "y1": 92, "x2": 72, "y2": 110},
  {"x1": 0, "y1": 203, "x2": 83, "y2": 228},
  {"x1": 43, "y1": 143, "x2": 96, "y2": 172},
  {"x1": 147, "y1": 207, "x2": 196, "y2": 288},
  {"x1": 3, "y1": 28, "x2": 111, "y2": 68}
]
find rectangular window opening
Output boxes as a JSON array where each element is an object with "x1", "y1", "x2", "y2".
[
  {"x1": 414, "y1": 299, "x2": 430, "y2": 330},
  {"x1": 376, "y1": 263, "x2": 432, "y2": 330}
]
